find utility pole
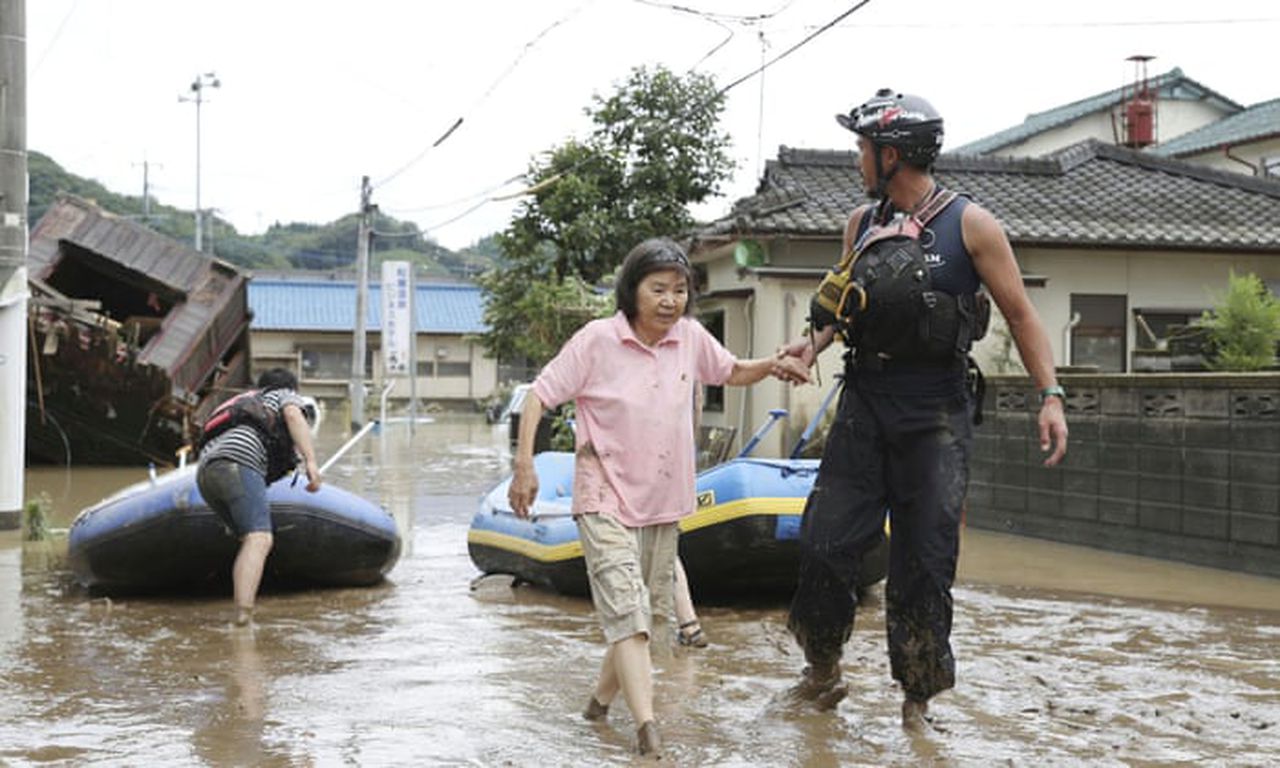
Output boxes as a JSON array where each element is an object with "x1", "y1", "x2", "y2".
[
  {"x1": 351, "y1": 176, "x2": 373, "y2": 429},
  {"x1": 0, "y1": 0, "x2": 28, "y2": 530},
  {"x1": 180, "y1": 73, "x2": 219, "y2": 251},
  {"x1": 205, "y1": 208, "x2": 218, "y2": 256},
  {"x1": 133, "y1": 158, "x2": 162, "y2": 219}
]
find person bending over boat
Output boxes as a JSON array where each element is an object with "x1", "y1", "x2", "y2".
[
  {"x1": 196, "y1": 367, "x2": 322, "y2": 626},
  {"x1": 508, "y1": 237, "x2": 808, "y2": 757}
]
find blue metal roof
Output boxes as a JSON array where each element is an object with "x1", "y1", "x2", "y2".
[
  {"x1": 1151, "y1": 98, "x2": 1280, "y2": 157},
  {"x1": 248, "y1": 279, "x2": 487, "y2": 333},
  {"x1": 953, "y1": 68, "x2": 1243, "y2": 155}
]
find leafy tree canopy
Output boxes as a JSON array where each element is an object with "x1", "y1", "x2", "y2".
[{"x1": 480, "y1": 64, "x2": 734, "y2": 367}]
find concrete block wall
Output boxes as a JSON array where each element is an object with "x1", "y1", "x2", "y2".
[{"x1": 969, "y1": 373, "x2": 1280, "y2": 579}]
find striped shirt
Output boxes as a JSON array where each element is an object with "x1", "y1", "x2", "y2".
[{"x1": 200, "y1": 388, "x2": 305, "y2": 477}]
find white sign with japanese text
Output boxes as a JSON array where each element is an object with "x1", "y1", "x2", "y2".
[{"x1": 381, "y1": 261, "x2": 412, "y2": 377}]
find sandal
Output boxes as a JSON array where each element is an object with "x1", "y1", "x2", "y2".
[{"x1": 677, "y1": 619, "x2": 708, "y2": 648}]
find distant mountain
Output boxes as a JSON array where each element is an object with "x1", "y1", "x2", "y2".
[{"x1": 27, "y1": 151, "x2": 502, "y2": 278}]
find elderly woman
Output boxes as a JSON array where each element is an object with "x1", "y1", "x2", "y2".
[{"x1": 508, "y1": 237, "x2": 807, "y2": 757}]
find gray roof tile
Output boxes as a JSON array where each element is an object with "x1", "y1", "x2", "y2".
[
  {"x1": 1151, "y1": 98, "x2": 1280, "y2": 157},
  {"x1": 953, "y1": 68, "x2": 1242, "y2": 155},
  {"x1": 698, "y1": 140, "x2": 1280, "y2": 252}
]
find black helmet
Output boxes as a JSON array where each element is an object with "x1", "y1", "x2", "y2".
[{"x1": 836, "y1": 88, "x2": 944, "y2": 168}]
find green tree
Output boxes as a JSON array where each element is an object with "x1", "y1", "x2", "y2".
[
  {"x1": 481, "y1": 64, "x2": 734, "y2": 366},
  {"x1": 1202, "y1": 270, "x2": 1280, "y2": 371},
  {"x1": 476, "y1": 265, "x2": 611, "y2": 366}
]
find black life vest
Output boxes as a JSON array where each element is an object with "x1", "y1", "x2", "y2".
[
  {"x1": 197, "y1": 390, "x2": 298, "y2": 482},
  {"x1": 810, "y1": 188, "x2": 989, "y2": 363}
]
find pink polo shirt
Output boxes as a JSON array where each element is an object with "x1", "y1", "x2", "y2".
[{"x1": 533, "y1": 311, "x2": 737, "y2": 527}]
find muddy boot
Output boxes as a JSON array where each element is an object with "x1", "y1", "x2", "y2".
[
  {"x1": 901, "y1": 697, "x2": 930, "y2": 731},
  {"x1": 582, "y1": 695, "x2": 610, "y2": 722},
  {"x1": 636, "y1": 720, "x2": 663, "y2": 758},
  {"x1": 784, "y1": 661, "x2": 847, "y2": 710}
]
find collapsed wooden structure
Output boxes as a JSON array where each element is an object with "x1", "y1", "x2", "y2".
[{"x1": 26, "y1": 196, "x2": 252, "y2": 465}]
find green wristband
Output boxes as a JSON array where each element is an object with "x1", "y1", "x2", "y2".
[{"x1": 1039, "y1": 385, "x2": 1066, "y2": 404}]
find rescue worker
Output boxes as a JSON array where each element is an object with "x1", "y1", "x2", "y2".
[{"x1": 774, "y1": 89, "x2": 1068, "y2": 728}]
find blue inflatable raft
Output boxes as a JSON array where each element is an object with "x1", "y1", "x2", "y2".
[
  {"x1": 68, "y1": 464, "x2": 402, "y2": 593},
  {"x1": 467, "y1": 451, "x2": 888, "y2": 599}
]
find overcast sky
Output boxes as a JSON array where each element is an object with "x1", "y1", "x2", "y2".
[{"x1": 24, "y1": 0, "x2": 1280, "y2": 251}]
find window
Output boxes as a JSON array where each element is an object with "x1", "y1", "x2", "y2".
[
  {"x1": 410, "y1": 360, "x2": 473, "y2": 377},
  {"x1": 1133, "y1": 309, "x2": 1204, "y2": 349},
  {"x1": 1262, "y1": 155, "x2": 1280, "y2": 179},
  {"x1": 1071, "y1": 294, "x2": 1126, "y2": 372},
  {"x1": 436, "y1": 361, "x2": 472, "y2": 377},
  {"x1": 300, "y1": 347, "x2": 371, "y2": 378},
  {"x1": 700, "y1": 310, "x2": 726, "y2": 412}
]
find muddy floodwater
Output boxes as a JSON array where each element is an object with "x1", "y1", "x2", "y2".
[{"x1": 2, "y1": 414, "x2": 1278, "y2": 766}]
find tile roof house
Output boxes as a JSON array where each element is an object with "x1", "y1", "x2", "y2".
[
  {"x1": 955, "y1": 66, "x2": 1279, "y2": 184},
  {"x1": 688, "y1": 142, "x2": 1280, "y2": 457},
  {"x1": 953, "y1": 67, "x2": 1241, "y2": 158},
  {"x1": 1150, "y1": 97, "x2": 1280, "y2": 179},
  {"x1": 246, "y1": 278, "x2": 496, "y2": 403}
]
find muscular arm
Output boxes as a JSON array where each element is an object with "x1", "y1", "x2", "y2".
[
  {"x1": 963, "y1": 204, "x2": 1068, "y2": 466},
  {"x1": 282, "y1": 403, "x2": 322, "y2": 491}
]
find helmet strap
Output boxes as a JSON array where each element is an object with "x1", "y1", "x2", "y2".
[{"x1": 869, "y1": 144, "x2": 899, "y2": 201}]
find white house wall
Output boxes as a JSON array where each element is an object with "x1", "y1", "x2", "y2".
[
  {"x1": 1177, "y1": 136, "x2": 1280, "y2": 177},
  {"x1": 250, "y1": 329, "x2": 496, "y2": 403},
  {"x1": 698, "y1": 237, "x2": 861, "y2": 458},
  {"x1": 1003, "y1": 111, "x2": 1121, "y2": 157},
  {"x1": 1000, "y1": 246, "x2": 1280, "y2": 372}
]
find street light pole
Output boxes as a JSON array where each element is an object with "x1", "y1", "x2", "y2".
[{"x1": 181, "y1": 72, "x2": 219, "y2": 252}]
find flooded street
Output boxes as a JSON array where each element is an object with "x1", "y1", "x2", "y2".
[{"x1": 2, "y1": 414, "x2": 1278, "y2": 766}]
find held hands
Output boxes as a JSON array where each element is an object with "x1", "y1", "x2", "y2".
[
  {"x1": 771, "y1": 342, "x2": 814, "y2": 385},
  {"x1": 771, "y1": 353, "x2": 811, "y2": 385},
  {"x1": 1039, "y1": 399, "x2": 1068, "y2": 467},
  {"x1": 508, "y1": 458, "x2": 539, "y2": 519}
]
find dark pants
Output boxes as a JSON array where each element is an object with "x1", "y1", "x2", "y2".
[{"x1": 787, "y1": 373, "x2": 972, "y2": 702}]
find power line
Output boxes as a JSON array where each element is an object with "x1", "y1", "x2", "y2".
[
  {"x1": 372, "y1": 1, "x2": 597, "y2": 192},
  {"x1": 686, "y1": 16, "x2": 735, "y2": 72},
  {"x1": 403, "y1": 0, "x2": 877, "y2": 238},
  {"x1": 632, "y1": 0, "x2": 799, "y2": 24},
  {"x1": 636, "y1": 0, "x2": 803, "y2": 72},
  {"x1": 714, "y1": 0, "x2": 872, "y2": 97},
  {"x1": 31, "y1": 0, "x2": 83, "y2": 76},
  {"x1": 382, "y1": 174, "x2": 526, "y2": 214},
  {"x1": 420, "y1": 198, "x2": 493, "y2": 236}
]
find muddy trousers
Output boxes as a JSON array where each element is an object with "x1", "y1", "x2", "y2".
[{"x1": 787, "y1": 377, "x2": 972, "y2": 702}]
